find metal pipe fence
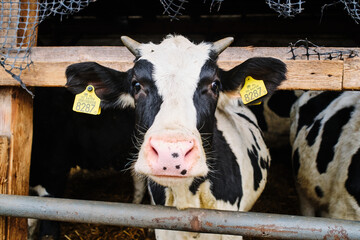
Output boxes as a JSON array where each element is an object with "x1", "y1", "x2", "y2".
[{"x1": 0, "y1": 194, "x2": 359, "y2": 239}]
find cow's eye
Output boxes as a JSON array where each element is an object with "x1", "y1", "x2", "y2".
[
  {"x1": 211, "y1": 80, "x2": 220, "y2": 93},
  {"x1": 132, "y1": 81, "x2": 142, "y2": 94}
]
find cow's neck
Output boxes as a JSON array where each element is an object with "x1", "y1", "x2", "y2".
[{"x1": 165, "y1": 180, "x2": 217, "y2": 210}]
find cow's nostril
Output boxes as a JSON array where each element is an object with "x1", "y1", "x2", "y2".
[
  {"x1": 151, "y1": 146, "x2": 158, "y2": 156},
  {"x1": 185, "y1": 147, "x2": 193, "y2": 157},
  {"x1": 180, "y1": 169, "x2": 187, "y2": 175},
  {"x1": 163, "y1": 167, "x2": 167, "y2": 170}
]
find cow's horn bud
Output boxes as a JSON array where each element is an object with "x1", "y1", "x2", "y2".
[
  {"x1": 121, "y1": 36, "x2": 141, "y2": 56},
  {"x1": 212, "y1": 37, "x2": 234, "y2": 56}
]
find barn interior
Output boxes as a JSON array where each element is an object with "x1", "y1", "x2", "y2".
[{"x1": 31, "y1": 0, "x2": 360, "y2": 239}]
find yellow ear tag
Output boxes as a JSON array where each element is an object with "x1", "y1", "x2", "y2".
[
  {"x1": 250, "y1": 101, "x2": 262, "y2": 105},
  {"x1": 72, "y1": 85, "x2": 101, "y2": 115},
  {"x1": 239, "y1": 76, "x2": 268, "y2": 104}
]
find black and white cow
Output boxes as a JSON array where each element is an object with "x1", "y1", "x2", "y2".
[
  {"x1": 65, "y1": 35, "x2": 287, "y2": 239},
  {"x1": 290, "y1": 90, "x2": 360, "y2": 220}
]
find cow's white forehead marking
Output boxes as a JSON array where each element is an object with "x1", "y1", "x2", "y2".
[
  {"x1": 138, "y1": 35, "x2": 212, "y2": 100},
  {"x1": 137, "y1": 35, "x2": 213, "y2": 131}
]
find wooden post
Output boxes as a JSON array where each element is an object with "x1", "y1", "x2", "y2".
[
  {"x1": 0, "y1": 0, "x2": 38, "y2": 239},
  {"x1": 0, "y1": 137, "x2": 9, "y2": 240},
  {"x1": 0, "y1": 88, "x2": 33, "y2": 240}
]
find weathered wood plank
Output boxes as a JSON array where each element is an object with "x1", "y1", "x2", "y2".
[
  {"x1": 343, "y1": 58, "x2": 360, "y2": 90},
  {"x1": 0, "y1": 88, "x2": 33, "y2": 240},
  {"x1": 278, "y1": 60, "x2": 343, "y2": 90},
  {"x1": 0, "y1": 136, "x2": 9, "y2": 240},
  {"x1": 0, "y1": 46, "x2": 358, "y2": 90}
]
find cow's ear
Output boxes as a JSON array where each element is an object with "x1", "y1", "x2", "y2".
[
  {"x1": 65, "y1": 62, "x2": 134, "y2": 109},
  {"x1": 220, "y1": 57, "x2": 287, "y2": 104}
]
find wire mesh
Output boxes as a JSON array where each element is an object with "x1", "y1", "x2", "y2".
[
  {"x1": 0, "y1": 0, "x2": 95, "y2": 96},
  {"x1": 160, "y1": 0, "x2": 224, "y2": 20},
  {"x1": 266, "y1": 0, "x2": 305, "y2": 17},
  {"x1": 341, "y1": 0, "x2": 360, "y2": 23},
  {"x1": 288, "y1": 39, "x2": 359, "y2": 60}
]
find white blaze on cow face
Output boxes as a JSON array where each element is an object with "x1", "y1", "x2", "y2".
[{"x1": 133, "y1": 36, "x2": 212, "y2": 185}]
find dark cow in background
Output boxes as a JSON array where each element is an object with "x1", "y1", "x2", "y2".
[
  {"x1": 66, "y1": 35, "x2": 287, "y2": 239},
  {"x1": 290, "y1": 90, "x2": 360, "y2": 220},
  {"x1": 29, "y1": 88, "x2": 144, "y2": 239}
]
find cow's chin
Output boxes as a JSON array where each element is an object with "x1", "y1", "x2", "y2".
[{"x1": 148, "y1": 175, "x2": 197, "y2": 187}]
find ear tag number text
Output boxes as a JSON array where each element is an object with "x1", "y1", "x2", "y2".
[
  {"x1": 73, "y1": 85, "x2": 101, "y2": 115},
  {"x1": 239, "y1": 76, "x2": 268, "y2": 104}
]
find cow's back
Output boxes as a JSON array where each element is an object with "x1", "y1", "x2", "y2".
[{"x1": 290, "y1": 91, "x2": 360, "y2": 220}]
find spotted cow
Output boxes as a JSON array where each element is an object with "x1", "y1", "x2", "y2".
[
  {"x1": 290, "y1": 91, "x2": 360, "y2": 220},
  {"x1": 65, "y1": 35, "x2": 287, "y2": 239}
]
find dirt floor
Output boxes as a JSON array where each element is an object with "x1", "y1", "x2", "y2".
[{"x1": 59, "y1": 148, "x2": 300, "y2": 240}]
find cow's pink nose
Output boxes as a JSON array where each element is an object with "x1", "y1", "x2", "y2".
[{"x1": 147, "y1": 137, "x2": 198, "y2": 177}]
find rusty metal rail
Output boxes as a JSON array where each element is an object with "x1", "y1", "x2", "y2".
[{"x1": 0, "y1": 194, "x2": 359, "y2": 239}]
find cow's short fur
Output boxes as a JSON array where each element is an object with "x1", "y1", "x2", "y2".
[
  {"x1": 66, "y1": 35, "x2": 287, "y2": 239},
  {"x1": 290, "y1": 91, "x2": 360, "y2": 220}
]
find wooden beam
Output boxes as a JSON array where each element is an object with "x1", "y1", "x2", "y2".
[
  {"x1": 0, "y1": 88, "x2": 33, "y2": 240},
  {"x1": 343, "y1": 58, "x2": 360, "y2": 90},
  {"x1": 0, "y1": 46, "x2": 359, "y2": 90},
  {"x1": 0, "y1": 136, "x2": 9, "y2": 240}
]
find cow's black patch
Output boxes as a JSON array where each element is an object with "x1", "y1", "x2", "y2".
[
  {"x1": 133, "y1": 60, "x2": 163, "y2": 130},
  {"x1": 250, "y1": 129, "x2": 260, "y2": 150},
  {"x1": 248, "y1": 103, "x2": 267, "y2": 132},
  {"x1": 148, "y1": 180, "x2": 166, "y2": 205},
  {"x1": 315, "y1": 186, "x2": 324, "y2": 198},
  {"x1": 297, "y1": 91, "x2": 342, "y2": 136},
  {"x1": 209, "y1": 127, "x2": 243, "y2": 209},
  {"x1": 292, "y1": 148, "x2": 300, "y2": 176},
  {"x1": 236, "y1": 113, "x2": 262, "y2": 132},
  {"x1": 306, "y1": 118, "x2": 322, "y2": 146},
  {"x1": 248, "y1": 145, "x2": 262, "y2": 191},
  {"x1": 316, "y1": 106, "x2": 354, "y2": 174},
  {"x1": 267, "y1": 90, "x2": 299, "y2": 118},
  {"x1": 345, "y1": 148, "x2": 360, "y2": 207},
  {"x1": 193, "y1": 60, "x2": 219, "y2": 133},
  {"x1": 39, "y1": 219, "x2": 60, "y2": 240},
  {"x1": 260, "y1": 157, "x2": 269, "y2": 170},
  {"x1": 219, "y1": 57, "x2": 287, "y2": 94},
  {"x1": 189, "y1": 177, "x2": 207, "y2": 195}
]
